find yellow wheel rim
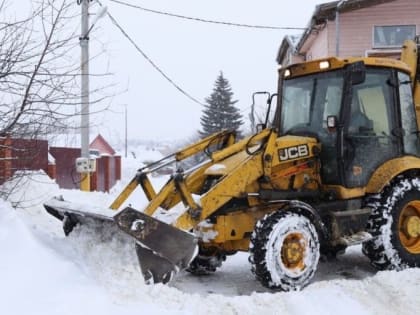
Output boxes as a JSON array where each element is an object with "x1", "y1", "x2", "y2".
[
  {"x1": 399, "y1": 200, "x2": 420, "y2": 254},
  {"x1": 281, "y1": 233, "x2": 306, "y2": 270}
]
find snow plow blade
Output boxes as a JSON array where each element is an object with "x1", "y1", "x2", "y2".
[
  {"x1": 114, "y1": 207, "x2": 198, "y2": 284},
  {"x1": 44, "y1": 198, "x2": 198, "y2": 284}
]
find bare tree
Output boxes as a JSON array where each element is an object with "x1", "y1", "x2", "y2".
[
  {"x1": 0, "y1": 0, "x2": 114, "y2": 198},
  {"x1": 0, "y1": 0, "x2": 112, "y2": 139}
]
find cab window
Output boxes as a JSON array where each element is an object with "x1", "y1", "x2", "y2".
[{"x1": 398, "y1": 71, "x2": 420, "y2": 155}]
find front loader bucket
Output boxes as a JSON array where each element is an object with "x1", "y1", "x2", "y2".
[
  {"x1": 44, "y1": 198, "x2": 198, "y2": 284},
  {"x1": 114, "y1": 207, "x2": 198, "y2": 284}
]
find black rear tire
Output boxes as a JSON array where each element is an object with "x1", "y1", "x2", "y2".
[{"x1": 363, "y1": 177, "x2": 420, "y2": 270}]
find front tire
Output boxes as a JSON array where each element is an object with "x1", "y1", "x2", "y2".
[
  {"x1": 186, "y1": 246, "x2": 226, "y2": 275},
  {"x1": 363, "y1": 177, "x2": 420, "y2": 270},
  {"x1": 250, "y1": 211, "x2": 320, "y2": 291}
]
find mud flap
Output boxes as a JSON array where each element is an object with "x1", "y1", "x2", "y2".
[{"x1": 114, "y1": 207, "x2": 198, "y2": 283}]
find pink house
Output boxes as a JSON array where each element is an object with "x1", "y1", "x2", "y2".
[{"x1": 277, "y1": 0, "x2": 420, "y2": 66}]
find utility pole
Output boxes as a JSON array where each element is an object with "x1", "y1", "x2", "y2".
[
  {"x1": 80, "y1": 0, "x2": 90, "y2": 191},
  {"x1": 125, "y1": 104, "x2": 128, "y2": 158}
]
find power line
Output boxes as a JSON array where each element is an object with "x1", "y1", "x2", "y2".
[
  {"x1": 109, "y1": 0, "x2": 307, "y2": 31},
  {"x1": 98, "y1": 1, "x2": 205, "y2": 106},
  {"x1": 96, "y1": 2, "x2": 269, "y2": 115}
]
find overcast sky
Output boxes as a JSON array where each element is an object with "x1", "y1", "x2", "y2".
[
  {"x1": 86, "y1": 0, "x2": 327, "y2": 145},
  {"x1": 13, "y1": 0, "x2": 324, "y2": 145}
]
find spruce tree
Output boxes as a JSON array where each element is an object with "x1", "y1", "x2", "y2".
[{"x1": 199, "y1": 72, "x2": 243, "y2": 138}]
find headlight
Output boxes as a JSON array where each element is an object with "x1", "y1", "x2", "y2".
[{"x1": 319, "y1": 61, "x2": 330, "y2": 70}]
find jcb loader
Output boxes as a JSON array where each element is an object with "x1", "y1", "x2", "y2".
[{"x1": 45, "y1": 39, "x2": 420, "y2": 290}]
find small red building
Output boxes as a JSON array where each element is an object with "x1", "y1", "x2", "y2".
[
  {"x1": 90, "y1": 134, "x2": 116, "y2": 155},
  {"x1": 89, "y1": 134, "x2": 121, "y2": 192}
]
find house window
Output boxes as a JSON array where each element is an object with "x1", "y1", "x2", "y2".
[{"x1": 373, "y1": 25, "x2": 416, "y2": 48}]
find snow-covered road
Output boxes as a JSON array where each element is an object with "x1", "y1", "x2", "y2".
[{"x1": 1, "y1": 170, "x2": 420, "y2": 314}]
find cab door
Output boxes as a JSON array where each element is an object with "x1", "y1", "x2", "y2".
[
  {"x1": 398, "y1": 71, "x2": 420, "y2": 156},
  {"x1": 343, "y1": 68, "x2": 400, "y2": 188}
]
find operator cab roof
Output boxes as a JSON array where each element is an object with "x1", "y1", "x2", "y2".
[{"x1": 281, "y1": 56, "x2": 411, "y2": 79}]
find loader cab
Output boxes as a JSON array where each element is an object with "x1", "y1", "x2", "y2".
[{"x1": 277, "y1": 58, "x2": 420, "y2": 189}]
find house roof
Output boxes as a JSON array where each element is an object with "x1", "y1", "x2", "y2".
[
  {"x1": 294, "y1": 0, "x2": 397, "y2": 54},
  {"x1": 276, "y1": 34, "x2": 302, "y2": 64},
  {"x1": 313, "y1": 0, "x2": 397, "y2": 21},
  {"x1": 89, "y1": 134, "x2": 116, "y2": 155}
]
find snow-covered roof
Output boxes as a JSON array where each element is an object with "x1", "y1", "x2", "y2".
[
  {"x1": 276, "y1": 34, "x2": 303, "y2": 64},
  {"x1": 288, "y1": 34, "x2": 301, "y2": 47},
  {"x1": 90, "y1": 134, "x2": 116, "y2": 156}
]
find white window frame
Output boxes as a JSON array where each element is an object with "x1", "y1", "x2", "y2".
[{"x1": 372, "y1": 25, "x2": 416, "y2": 48}]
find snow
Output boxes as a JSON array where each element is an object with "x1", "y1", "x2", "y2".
[
  {"x1": 206, "y1": 163, "x2": 227, "y2": 172},
  {"x1": 365, "y1": 177, "x2": 420, "y2": 270},
  {"x1": 194, "y1": 220, "x2": 219, "y2": 242},
  {"x1": 264, "y1": 213, "x2": 319, "y2": 287},
  {"x1": 1, "y1": 156, "x2": 420, "y2": 314},
  {"x1": 153, "y1": 204, "x2": 187, "y2": 225}
]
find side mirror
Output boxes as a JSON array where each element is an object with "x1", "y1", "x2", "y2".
[
  {"x1": 347, "y1": 61, "x2": 366, "y2": 85},
  {"x1": 327, "y1": 115, "x2": 338, "y2": 131},
  {"x1": 251, "y1": 91, "x2": 270, "y2": 132}
]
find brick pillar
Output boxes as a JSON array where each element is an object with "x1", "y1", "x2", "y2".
[
  {"x1": 4, "y1": 137, "x2": 12, "y2": 181},
  {"x1": 47, "y1": 163, "x2": 56, "y2": 180},
  {"x1": 115, "y1": 155, "x2": 121, "y2": 181},
  {"x1": 103, "y1": 156, "x2": 110, "y2": 192},
  {"x1": 90, "y1": 169, "x2": 98, "y2": 192},
  {"x1": 0, "y1": 138, "x2": 5, "y2": 184}
]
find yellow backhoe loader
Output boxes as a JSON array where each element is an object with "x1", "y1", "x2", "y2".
[{"x1": 45, "y1": 38, "x2": 420, "y2": 290}]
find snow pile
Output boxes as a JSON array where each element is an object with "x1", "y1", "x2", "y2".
[
  {"x1": 0, "y1": 199, "x2": 184, "y2": 315},
  {"x1": 0, "y1": 170, "x2": 59, "y2": 209},
  {"x1": 1, "y1": 170, "x2": 420, "y2": 314}
]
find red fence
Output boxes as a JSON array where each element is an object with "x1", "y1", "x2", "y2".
[
  {"x1": 91, "y1": 155, "x2": 122, "y2": 192},
  {"x1": 49, "y1": 147, "x2": 81, "y2": 189},
  {"x1": 0, "y1": 138, "x2": 121, "y2": 192},
  {"x1": 0, "y1": 138, "x2": 49, "y2": 185}
]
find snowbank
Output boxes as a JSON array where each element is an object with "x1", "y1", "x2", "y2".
[{"x1": 0, "y1": 200, "x2": 172, "y2": 315}]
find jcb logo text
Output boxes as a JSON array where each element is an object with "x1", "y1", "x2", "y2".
[{"x1": 279, "y1": 145, "x2": 309, "y2": 161}]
